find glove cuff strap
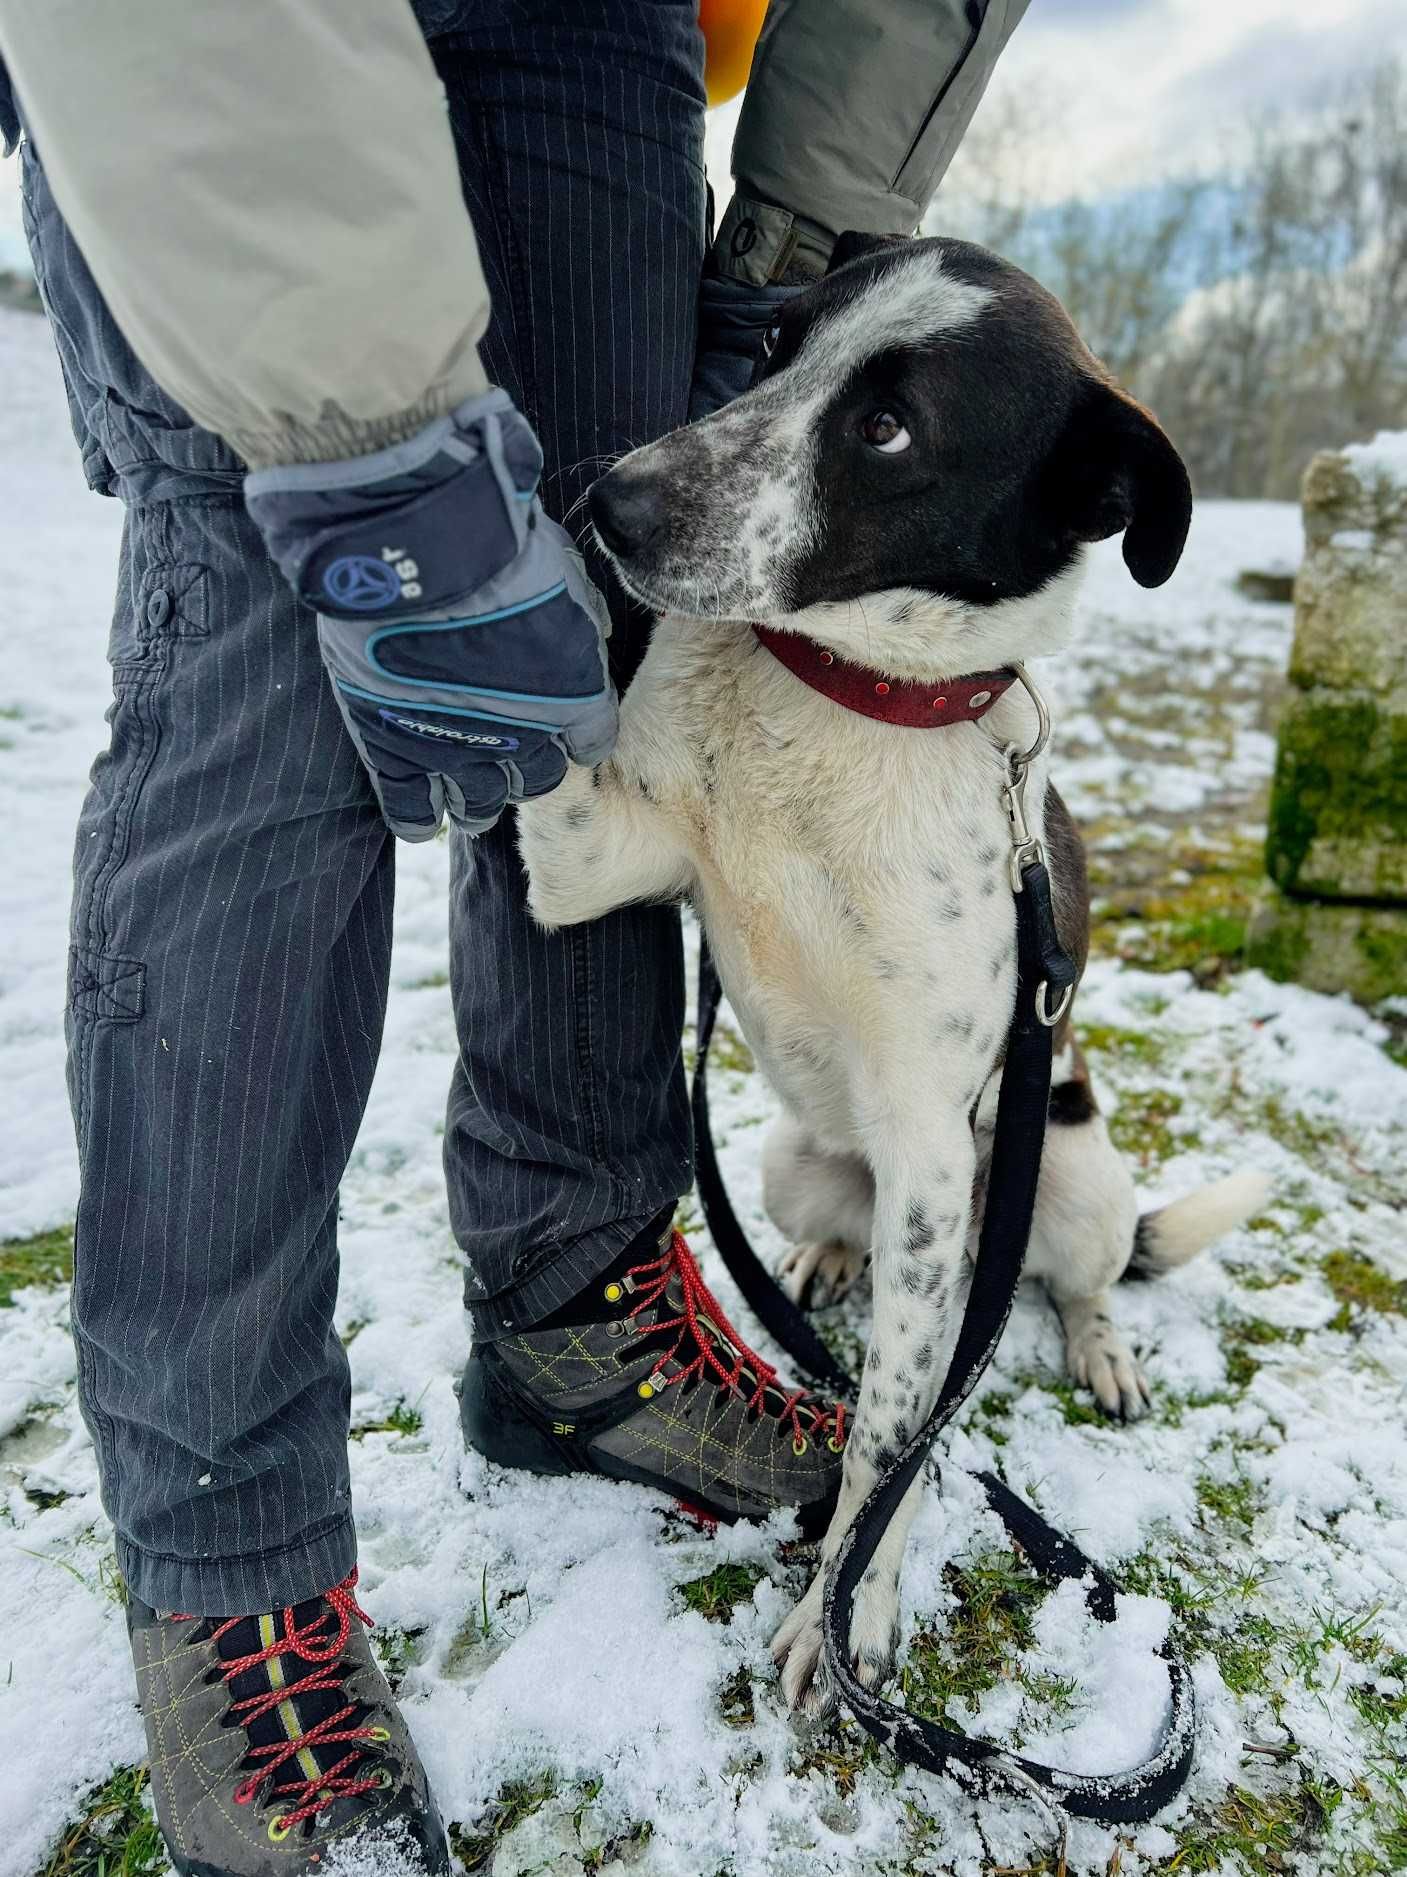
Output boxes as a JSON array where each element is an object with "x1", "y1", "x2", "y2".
[{"x1": 711, "y1": 190, "x2": 834, "y2": 287}]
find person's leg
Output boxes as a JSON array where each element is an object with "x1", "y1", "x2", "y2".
[
  {"x1": 431, "y1": 6, "x2": 848, "y2": 1527},
  {"x1": 435, "y1": 2, "x2": 705, "y2": 1329},
  {"x1": 21, "y1": 139, "x2": 391, "y2": 1617}
]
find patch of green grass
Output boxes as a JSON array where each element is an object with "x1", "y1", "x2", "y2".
[
  {"x1": 1080, "y1": 1023, "x2": 1169, "y2": 1067},
  {"x1": 1213, "y1": 1613, "x2": 1283, "y2": 1698},
  {"x1": 1158, "y1": 1775, "x2": 1340, "y2": 1874},
  {"x1": 1322, "y1": 1250, "x2": 1407, "y2": 1331},
  {"x1": 814, "y1": 1317, "x2": 866, "y2": 1378},
  {"x1": 39, "y1": 1765, "x2": 164, "y2": 1877},
  {"x1": 374, "y1": 1623, "x2": 426, "y2": 1690},
  {"x1": 1247, "y1": 1093, "x2": 1341, "y2": 1162},
  {"x1": 1288, "y1": 1604, "x2": 1384, "y2": 1690},
  {"x1": 1197, "y1": 1472, "x2": 1264, "y2": 1532},
  {"x1": 1121, "y1": 1547, "x2": 1276, "y2": 1697},
  {"x1": 902, "y1": 1550, "x2": 1049, "y2": 1727},
  {"x1": 0, "y1": 1225, "x2": 73, "y2": 1306},
  {"x1": 449, "y1": 1774, "x2": 561, "y2": 1872},
  {"x1": 353, "y1": 1391, "x2": 427, "y2": 1438},
  {"x1": 1108, "y1": 1088, "x2": 1199, "y2": 1166},
  {"x1": 407, "y1": 969, "x2": 449, "y2": 989},
  {"x1": 970, "y1": 1388, "x2": 1013, "y2": 1446},
  {"x1": 1349, "y1": 1653, "x2": 1407, "y2": 1736},
  {"x1": 1220, "y1": 1313, "x2": 1302, "y2": 1388},
  {"x1": 1089, "y1": 827, "x2": 1262, "y2": 982},
  {"x1": 1013, "y1": 1370, "x2": 1109, "y2": 1427},
  {"x1": 790, "y1": 1718, "x2": 877, "y2": 1798},
  {"x1": 677, "y1": 1561, "x2": 764, "y2": 1623},
  {"x1": 683, "y1": 1020, "x2": 754, "y2": 1077},
  {"x1": 717, "y1": 1665, "x2": 756, "y2": 1728},
  {"x1": 1020, "y1": 1669, "x2": 1081, "y2": 1719}
]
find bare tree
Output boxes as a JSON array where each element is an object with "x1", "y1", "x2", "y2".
[{"x1": 927, "y1": 64, "x2": 1407, "y2": 500}]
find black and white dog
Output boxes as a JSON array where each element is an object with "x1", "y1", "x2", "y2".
[{"x1": 518, "y1": 236, "x2": 1268, "y2": 1713}]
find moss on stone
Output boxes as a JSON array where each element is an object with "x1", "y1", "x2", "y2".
[
  {"x1": 1264, "y1": 693, "x2": 1407, "y2": 898},
  {"x1": 1248, "y1": 887, "x2": 1407, "y2": 1003}
]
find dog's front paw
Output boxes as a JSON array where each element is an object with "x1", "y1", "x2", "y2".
[
  {"x1": 771, "y1": 1575, "x2": 833, "y2": 1716},
  {"x1": 1067, "y1": 1320, "x2": 1152, "y2": 1421},
  {"x1": 517, "y1": 768, "x2": 602, "y2": 929},
  {"x1": 771, "y1": 1564, "x2": 900, "y2": 1715},
  {"x1": 777, "y1": 1239, "x2": 870, "y2": 1310}
]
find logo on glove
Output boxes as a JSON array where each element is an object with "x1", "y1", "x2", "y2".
[
  {"x1": 379, "y1": 708, "x2": 520, "y2": 751},
  {"x1": 323, "y1": 555, "x2": 405, "y2": 612}
]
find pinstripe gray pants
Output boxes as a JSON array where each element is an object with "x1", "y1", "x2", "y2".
[{"x1": 22, "y1": 1, "x2": 705, "y2": 1614}]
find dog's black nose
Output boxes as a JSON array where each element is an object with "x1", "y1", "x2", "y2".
[{"x1": 589, "y1": 474, "x2": 664, "y2": 559}]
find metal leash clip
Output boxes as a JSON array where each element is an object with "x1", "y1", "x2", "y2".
[
  {"x1": 999, "y1": 664, "x2": 1073, "y2": 1027},
  {"x1": 1000, "y1": 661, "x2": 1052, "y2": 893}
]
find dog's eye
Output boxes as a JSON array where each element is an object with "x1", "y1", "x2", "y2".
[
  {"x1": 761, "y1": 320, "x2": 783, "y2": 359},
  {"x1": 860, "y1": 411, "x2": 911, "y2": 454}
]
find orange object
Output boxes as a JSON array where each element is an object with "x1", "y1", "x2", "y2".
[{"x1": 699, "y1": 0, "x2": 769, "y2": 107}]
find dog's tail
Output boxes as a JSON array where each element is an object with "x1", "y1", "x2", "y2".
[{"x1": 1123, "y1": 1170, "x2": 1271, "y2": 1280}]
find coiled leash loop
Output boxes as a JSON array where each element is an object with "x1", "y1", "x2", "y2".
[{"x1": 691, "y1": 669, "x2": 1196, "y2": 1826}]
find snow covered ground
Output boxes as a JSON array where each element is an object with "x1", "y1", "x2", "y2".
[{"x1": 2, "y1": 302, "x2": 1405, "y2": 1877}]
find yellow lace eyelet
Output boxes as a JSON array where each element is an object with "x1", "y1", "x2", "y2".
[
  {"x1": 637, "y1": 1380, "x2": 655, "y2": 1399},
  {"x1": 827, "y1": 1435, "x2": 844, "y2": 1453},
  {"x1": 267, "y1": 1816, "x2": 292, "y2": 1844},
  {"x1": 375, "y1": 1768, "x2": 395, "y2": 1790},
  {"x1": 792, "y1": 1435, "x2": 808, "y2": 1457},
  {"x1": 604, "y1": 1281, "x2": 624, "y2": 1303},
  {"x1": 367, "y1": 1726, "x2": 391, "y2": 1743}
]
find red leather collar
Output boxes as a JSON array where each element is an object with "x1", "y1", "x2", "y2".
[{"x1": 751, "y1": 624, "x2": 1015, "y2": 728}]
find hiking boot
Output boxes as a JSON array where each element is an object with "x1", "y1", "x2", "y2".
[
  {"x1": 127, "y1": 1569, "x2": 448, "y2": 1875},
  {"x1": 460, "y1": 1227, "x2": 847, "y2": 1533}
]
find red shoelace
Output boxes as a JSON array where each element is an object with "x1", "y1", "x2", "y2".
[
  {"x1": 624, "y1": 1232, "x2": 846, "y2": 1452},
  {"x1": 172, "y1": 1569, "x2": 382, "y2": 1831}
]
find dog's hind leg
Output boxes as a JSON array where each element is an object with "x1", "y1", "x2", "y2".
[
  {"x1": 764, "y1": 1115, "x2": 874, "y2": 1307},
  {"x1": 1023, "y1": 1045, "x2": 1149, "y2": 1418}
]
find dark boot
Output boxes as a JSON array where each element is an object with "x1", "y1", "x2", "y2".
[
  {"x1": 461, "y1": 1226, "x2": 847, "y2": 1534},
  {"x1": 127, "y1": 1570, "x2": 448, "y2": 1875}
]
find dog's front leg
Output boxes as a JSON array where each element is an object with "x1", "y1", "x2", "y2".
[
  {"x1": 773, "y1": 1112, "x2": 977, "y2": 1714},
  {"x1": 518, "y1": 761, "x2": 691, "y2": 929}
]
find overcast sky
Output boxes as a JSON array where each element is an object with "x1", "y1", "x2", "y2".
[{"x1": 4, "y1": 3, "x2": 1402, "y2": 275}]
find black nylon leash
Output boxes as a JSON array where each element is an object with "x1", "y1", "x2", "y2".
[{"x1": 692, "y1": 835, "x2": 1196, "y2": 1826}]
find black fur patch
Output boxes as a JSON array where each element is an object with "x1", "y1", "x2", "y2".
[{"x1": 1048, "y1": 1078, "x2": 1098, "y2": 1126}]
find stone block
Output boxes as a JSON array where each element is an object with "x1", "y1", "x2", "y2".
[
  {"x1": 1247, "y1": 887, "x2": 1407, "y2": 1004},
  {"x1": 1263, "y1": 435, "x2": 1407, "y2": 910},
  {"x1": 1290, "y1": 445, "x2": 1407, "y2": 700},
  {"x1": 1264, "y1": 686, "x2": 1407, "y2": 899}
]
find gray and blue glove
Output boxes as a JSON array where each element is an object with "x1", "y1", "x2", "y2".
[
  {"x1": 690, "y1": 273, "x2": 804, "y2": 420},
  {"x1": 245, "y1": 388, "x2": 616, "y2": 841}
]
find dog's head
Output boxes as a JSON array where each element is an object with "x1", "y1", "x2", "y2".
[{"x1": 588, "y1": 235, "x2": 1191, "y2": 676}]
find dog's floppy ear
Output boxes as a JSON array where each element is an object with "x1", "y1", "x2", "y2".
[
  {"x1": 826, "y1": 230, "x2": 910, "y2": 276},
  {"x1": 1049, "y1": 379, "x2": 1192, "y2": 588}
]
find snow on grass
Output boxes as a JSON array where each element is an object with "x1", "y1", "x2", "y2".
[{"x1": 2, "y1": 304, "x2": 1405, "y2": 1876}]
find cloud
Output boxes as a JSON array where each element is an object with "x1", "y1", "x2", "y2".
[{"x1": 963, "y1": 0, "x2": 1406, "y2": 202}]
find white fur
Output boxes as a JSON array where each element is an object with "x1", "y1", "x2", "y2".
[
  {"x1": 519, "y1": 599, "x2": 1059, "y2": 1712},
  {"x1": 1138, "y1": 1170, "x2": 1274, "y2": 1270}
]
